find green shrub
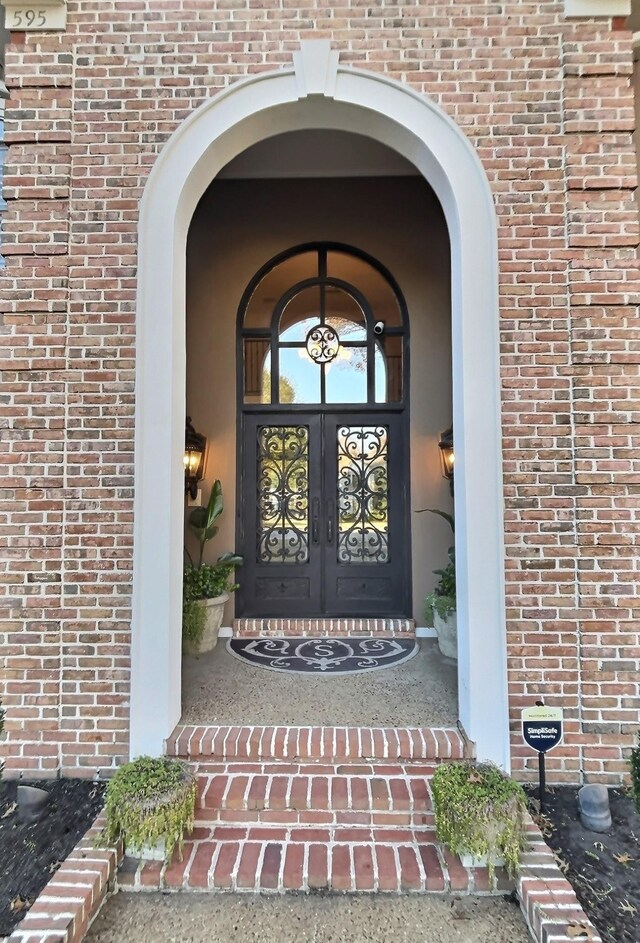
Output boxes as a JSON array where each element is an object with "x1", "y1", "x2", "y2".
[
  {"x1": 431, "y1": 761, "x2": 528, "y2": 879},
  {"x1": 420, "y1": 509, "x2": 456, "y2": 622},
  {"x1": 182, "y1": 478, "x2": 243, "y2": 650},
  {"x1": 182, "y1": 598, "x2": 206, "y2": 648},
  {"x1": 630, "y1": 731, "x2": 640, "y2": 815},
  {"x1": 184, "y1": 557, "x2": 240, "y2": 602},
  {"x1": 100, "y1": 756, "x2": 196, "y2": 863},
  {"x1": 424, "y1": 548, "x2": 456, "y2": 621},
  {"x1": 182, "y1": 554, "x2": 241, "y2": 648}
]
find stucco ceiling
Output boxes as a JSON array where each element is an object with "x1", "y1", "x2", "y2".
[{"x1": 218, "y1": 130, "x2": 420, "y2": 179}]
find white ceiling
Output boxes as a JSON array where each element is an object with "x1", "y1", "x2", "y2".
[{"x1": 218, "y1": 130, "x2": 420, "y2": 179}]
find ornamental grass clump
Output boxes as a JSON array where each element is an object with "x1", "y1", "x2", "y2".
[
  {"x1": 630, "y1": 731, "x2": 640, "y2": 815},
  {"x1": 431, "y1": 761, "x2": 528, "y2": 879},
  {"x1": 101, "y1": 756, "x2": 196, "y2": 863}
]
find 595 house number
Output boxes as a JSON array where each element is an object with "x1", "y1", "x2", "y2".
[{"x1": 5, "y1": 1, "x2": 67, "y2": 31}]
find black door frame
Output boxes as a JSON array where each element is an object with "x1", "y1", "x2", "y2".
[
  {"x1": 237, "y1": 411, "x2": 409, "y2": 617},
  {"x1": 235, "y1": 243, "x2": 412, "y2": 618}
]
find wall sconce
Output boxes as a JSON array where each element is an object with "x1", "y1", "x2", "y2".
[
  {"x1": 438, "y1": 426, "x2": 454, "y2": 494},
  {"x1": 184, "y1": 416, "x2": 206, "y2": 500}
]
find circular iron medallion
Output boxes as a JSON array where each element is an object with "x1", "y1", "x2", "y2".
[{"x1": 305, "y1": 324, "x2": 340, "y2": 364}]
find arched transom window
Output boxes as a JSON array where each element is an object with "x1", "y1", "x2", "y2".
[{"x1": 240, "y1": 245, "x2": 408, "y2": 406}]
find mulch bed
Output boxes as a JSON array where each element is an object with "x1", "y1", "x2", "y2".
[
  {"x1": 0, "y1": 779, "x2": 105, "y2": 937},
  {"x1": 528, "y1": 786, "x2": 639, "y2": 943}
]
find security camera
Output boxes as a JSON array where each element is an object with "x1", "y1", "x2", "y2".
[{"x1": 373, "y1": 321, "x2": 384, "y2": 335}]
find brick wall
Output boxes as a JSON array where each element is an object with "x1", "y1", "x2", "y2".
[{"x1": 0, "y1": 0, "x2": 638, "y2": 782}]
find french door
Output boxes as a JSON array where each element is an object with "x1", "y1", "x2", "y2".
[{"x1": 238, "y1": 412, "x2": 409, "y2": 617}]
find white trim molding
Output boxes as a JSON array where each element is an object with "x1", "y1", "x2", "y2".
[
  {"x1": 415, "y1": 627, "x2": 438, "y2": 639},
  {"x1": 4, "y1": 0, "x2": 67, "y2": 31},
  {"x1": 564, "y1": 0, "x2": 630, "y2": 17},
  {"x1": 131, "y1": 40, "x2": 510, "y2": 771}
]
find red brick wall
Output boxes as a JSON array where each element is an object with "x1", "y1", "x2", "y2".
[{"x1": 0, "y1": 1, "x2": 638, "y2": 782}]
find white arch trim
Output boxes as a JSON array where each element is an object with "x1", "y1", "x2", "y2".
[{"x1": 131, "y1": 41, "x2": 510, "y2": 770}]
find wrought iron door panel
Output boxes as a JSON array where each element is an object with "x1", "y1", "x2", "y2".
[
  {"x1": 336, "y1": 577, "x2": 393, "y2": 599},
  {"x1": 239, "y1": 415, "x2": 322, "y2": 617},
  {"x1": 238, "y1": 414, "x2": 408, "y2": 617},
  {"x1": 323, "y1": 414, "x2": 407, "y2": 617},
  {"x1": 255, "y1": 577, "x2": 311, "y2": 600},
  {"x1": 257, "y1": 425, "x2": 309, "y2": 564}
]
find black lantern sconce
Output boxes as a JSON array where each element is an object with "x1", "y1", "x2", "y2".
[
  {"x1": 438, "y1": 426, "x2": 454, "y2": 494},
  {"x1": 184, "y1": 416, "x2": 207, "y2": 500}
]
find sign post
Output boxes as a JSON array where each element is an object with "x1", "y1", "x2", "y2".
[{"x1": 521, "y1": 701, "x2": 563, "y2": 812}]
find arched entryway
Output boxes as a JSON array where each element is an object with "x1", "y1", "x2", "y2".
[
  {"x1": 236, "y1": 243, "x2": 411, "y2": 618},
  {"x1": 130, "y1": 41, "x2": 509, "y2": 770}
]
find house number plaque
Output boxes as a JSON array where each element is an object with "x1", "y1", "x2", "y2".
[{"x1": 4, "y1": 0, "x2": 66, "y2": 31}]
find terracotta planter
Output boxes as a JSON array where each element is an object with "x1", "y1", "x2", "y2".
[
  {"x1": 183, "y1": 593, "x2": 228, "y2": 655},
  {"x1": 433, "y1": 610, "x2": 457, "y2": 661}
]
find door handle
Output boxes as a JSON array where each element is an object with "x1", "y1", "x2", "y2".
[
  {"x1": 327, "y1": 500, "x2": 334, "y2": 544},
  {"x1": 312, "y1": 497, "x2": 320, "y2": 544}
]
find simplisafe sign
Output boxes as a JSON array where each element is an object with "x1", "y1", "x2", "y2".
[{"x1": 522, "y1": 705, "x2": 563, "y2": 754}]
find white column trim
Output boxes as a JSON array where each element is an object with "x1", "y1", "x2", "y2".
[{"x1": 131, "y1": 45, "x2": 510, "y2": 771}]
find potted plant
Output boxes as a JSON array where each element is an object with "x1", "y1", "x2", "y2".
[
  {"x1": 183, "y1": 479, "x2": 242, "y2": 655},
  {"x1": 100, "y1": 756, "x2": 196, "y2": 862},
  {"x1": 431, "y1": 761, "x2": 528, "y2": 879},
  {"x1": 421, "y1": 509, "x2": 457, "y2": 661}
]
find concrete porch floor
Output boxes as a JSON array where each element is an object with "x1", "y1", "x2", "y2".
[
  {"x1": 86, "y1": 892, "x2": 530, "y2": 943},
  {"x1": 180, "y1": 638, "x2": 458, "y2": 728}
]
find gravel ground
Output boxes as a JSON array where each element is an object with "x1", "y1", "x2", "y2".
[
  {"x1": 86, "y1": 892, "x2": 530, "y2": 943},
  {"x1": 181, "y1": 638, "x2": 458, "y2": 727}
]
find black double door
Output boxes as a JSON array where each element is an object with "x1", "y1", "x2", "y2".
[{"x1": 238, "y1": 412, "x2": 409, "y2": 617}]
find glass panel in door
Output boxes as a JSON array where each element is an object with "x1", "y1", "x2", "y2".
[
  {"x1": 257, "y1": 425, "x2": 310, "y2": 564},
  {"x1": 336, "y1": 425, "x2": 389, "y2": 564}
]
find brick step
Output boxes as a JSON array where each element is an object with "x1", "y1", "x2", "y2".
[
  {"x1": 195, "y1": 808, "x2": 434, "y2": 829},
  {"x1": 195, "y1": 768, "x2": 434, "y2": 817},
  {"x1": 119, "y1": 825, "x2": 510, "y2": 895},
  {"x1": 232, "y1": 618, "x2": 415, "y2": 638},
  {"x1": 167, "y1": 725, "x2": 471, "y2": 762}
]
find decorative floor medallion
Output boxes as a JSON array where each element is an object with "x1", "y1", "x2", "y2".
[{"x1": 226, "y1": 637, "x2": 419, "y2": 674}]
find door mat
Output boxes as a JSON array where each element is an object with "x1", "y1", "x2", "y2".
[{"x1": 226, "y1": 637, "x2": 418, "y2": 674}]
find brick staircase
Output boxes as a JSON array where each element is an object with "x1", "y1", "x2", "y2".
[
  {"x1": 118, "y1": 724, "x2": 510, "y2": 895},
  {"x1": 232, "y1": 618, "x2": 415, "y2": 638}
]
